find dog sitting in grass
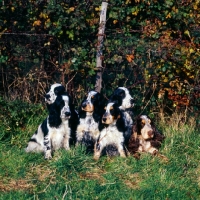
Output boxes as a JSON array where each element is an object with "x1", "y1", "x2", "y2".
[
  {"x1": 25, "y1": 95, "x2": 72, "y2": 159},
  {"x1": 127, "y1": 115, "x2": 165, "y2": 159},
  {"x1": 93, "y1": 102, "x2": 127, "y2": 160},
  {"x1": 76, "y1": 90, "x2": 106, "y2": 153}
]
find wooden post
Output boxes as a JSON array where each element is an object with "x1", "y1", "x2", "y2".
[{"x1": 94, "y1": 2, "x2": 108, "y2": 93}]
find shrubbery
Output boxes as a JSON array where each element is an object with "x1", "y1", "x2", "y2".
[
  {"x1": 0, "y1": 0, "x2": 199, "y2": 117},
  {"x1": 0, "y1": 97, "x2": 46, "y2": 142}
]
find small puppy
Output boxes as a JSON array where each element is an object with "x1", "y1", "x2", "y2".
[
  {"x1": 25, "y1": 95, "x2": 72, "y2": 159},
  {"x1": 76, "y1": 91, "x2": 106, "y2": 152},
  {"x1": 128, "y1": 115, "x2": 165, "y2": 159},
  {"x1": 93, "y1": 102, "x2": 127, "y2": 160}
]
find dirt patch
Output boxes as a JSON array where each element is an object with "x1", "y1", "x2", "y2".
[
  {"x1": 27, "y1": 164, "x2": 56, "y2": 182},
  {"x1": 80, "y1": 172, "x2": 106, "y2": 184},
  {"x1": 196, "y1": 164, "x2": 200, "y2": 187},
  {"x1": 0, "y1": 178, "x2": 35, "y2": 192},
  {"x1": 123, "y1": 173, "x2": 141, "y2": 189}
]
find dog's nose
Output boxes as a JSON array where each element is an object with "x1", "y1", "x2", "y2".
[
  {"x1": 65, "y1": 111, "x2": 71, "y2": 117},
  {"x1": 130, "y1": 99, "x2": 134, "y2": 105},
  {"x1": 45, "y1": 94, "x2": 50, "y2": 100},
  {"x1": 82, "y1": 102, "x2": 87, "y2": 108},
  {"x1": 102, "y1": 117, "x2": 107, "y2": 122},
  {"x1": 147, "y1": 130, "x2": 153, "y2": 137}
]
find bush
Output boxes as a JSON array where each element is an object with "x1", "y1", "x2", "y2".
[
  {"x1": 0, "y1": 0, "x2": 199, "y2": 117},
  {"x1": 0, "y1": 97, "x2": 47, "y2": 142}
]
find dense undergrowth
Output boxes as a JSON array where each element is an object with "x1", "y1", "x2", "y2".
[
  {"x1": 0, "y1": 99, "x2": 200, "y2": 199},
  {"x1": 0, "y1": 0, "x2": 200, "y2": 198}
]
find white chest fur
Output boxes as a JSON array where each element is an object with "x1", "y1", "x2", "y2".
[
  {"x1": 94, "y1": 124, "x2": 126, "y2": 160},
  {"x1": 76, "y1": 112, "x2": 100, "y2": 142},
  {"x1": 48, "y1": 120, "x2": 70, "y2": 150},
  {"x1": 98, "y1": 125, "x2": 124, "y2": 146}
]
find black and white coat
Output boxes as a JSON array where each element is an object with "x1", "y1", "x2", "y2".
[
  {"x1": 109, "y1": 87, "x2": 134, "y2": 146},
  {"x1": 76, "y1": 91, "x2": 106, "y2": 152},
  {"x1": 25, "y1": 95, "x2": 72, "y2": 159},
  {"x1": 94, "y1": 102, "x2": 127, "y2": 160},
  {"x1": 44, "y1": 83, "x2": 67, "y2": 105},
  {"x1": 44, "y1": 83, "x2": 79, "y2": 145}
]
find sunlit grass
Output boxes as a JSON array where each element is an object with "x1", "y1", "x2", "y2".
[{"x1": 0, "y1": 111, "x2": 200, "y2": 199}]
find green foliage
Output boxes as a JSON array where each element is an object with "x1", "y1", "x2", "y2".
[
  {"x1": 0, "y1": 0, "x2": 200, "y2": 115},
  {"x1": 0, "y1": 97, "x2": 47, "y2": 143}
]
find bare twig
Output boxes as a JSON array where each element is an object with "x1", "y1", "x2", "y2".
[{"x1": 66, "y1": 72, "x2": 77, "y2": 90}]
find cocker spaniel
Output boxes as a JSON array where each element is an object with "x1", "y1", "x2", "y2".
[
  {"x1": 93, "y1": 102, "x2": 127, "y2": 160},
  {"x1": 45, "y1": 83, "x2": 79, "y2": 145},
  {"x1": 25, "y1": 95, "x2": 72, "y2": 159},
  {"x1": 109, "y1": 87, "x2": 134, "y2": 147},
  {"x1": 76, "y1": 90, "x2": 106, "y2": 153},
  {"x1": 128, "y1": 115, "x2": 165, "y2": 159}
]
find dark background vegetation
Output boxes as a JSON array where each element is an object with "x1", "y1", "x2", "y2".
[
  {"x1": 0, "y1": 1, "x2": 200, "y2": 199},
  {"x1": 0, "y1": 0, "x2": 200, "y2": 140}
]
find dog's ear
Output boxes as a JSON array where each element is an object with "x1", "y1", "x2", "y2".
[
  {"x1": 98, "y1": 119, "x2": 107, "y2": 131},
  {"x1": 54, "y1": 85, "x2": 66, "y2": 95},
  {"x1": 132, "y1": 124, "x2": 137, "y2": 133},
  {"x1": 54, "y1": 95, "x2": 63, "y2": 106},
  {"x1": 78, "y1": 108, "x2": 86, "y2": 119},
  {"x1": 128, "y1": 132, "x2": 140, "y2": 155},
  {"x1": 108, "y1": 94, "x2": 120, "y2": 106},
  {"x1": 116, "y1": 111, "x2": 126, "y2": 132},
  {"x1": 48, "y1": 97, "x2": 62, "y2": 128},
  {"x1": 132, "y1": 117, "x2": 141, "y2": 135},
  {"x1": 93, "y1": 93, "x2": 106, "y2": 121}
]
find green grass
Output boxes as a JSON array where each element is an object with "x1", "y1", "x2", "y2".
[{"x1": 0, "y1": 114, "x2": 200, "y2": 200}]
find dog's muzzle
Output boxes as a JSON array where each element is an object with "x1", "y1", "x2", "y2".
[
  {"x1": 65, "y1": 111, "x2": 71, "y2": 118},
  {"x1": 82, "y1": 101, "x2": 88, "y2": 109},
  {"x1": 130, "y1": 98, "x2": 134, "y2": 107},
  {"x1": 45, "y1": 94, "x2": 51, "y2": 101},
  {"x1": 81, "y1": 101, "x2": 94, "y2": 112},
  {"x1": 102, "y1": 117, "x2": 107, "y2": 123},
  {"x1": 61, "y1": 108, "x2": 71, "y2": 119}
]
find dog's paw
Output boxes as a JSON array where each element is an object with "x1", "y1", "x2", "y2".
[{"x1": 44, "y1": 150, "x2": 52, "y2": 160}]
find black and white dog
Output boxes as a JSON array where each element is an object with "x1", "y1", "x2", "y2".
[
  {"x1": 44, "y1": 83, "x2": 67, "y2": 105},
  {"x1": 109, "y1": 87, "x2": 134, "y2": 146},
  {"x1": 93, "y1": 102, "x2": 127, "y2": 160},
  {"x1": 25, "y1": 95, "x2": 72, "y2": 159},
  {"x1": 44, "y1": 83, "x2": 79, "y2": 145},
  {"x1": 76, "y1": 90, "x2": 106, "y2": 152}
]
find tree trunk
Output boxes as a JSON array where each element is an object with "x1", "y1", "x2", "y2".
[{"x1": 94, "y1": 2, "x2": 108, "y2": 93}]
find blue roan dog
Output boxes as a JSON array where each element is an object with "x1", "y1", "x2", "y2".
[
  {"x1": 93, "y1": 102, "x2": 127, "y2": 160},
  {"x1": 108, "y1": 87, "x2": 134, "y2": 147},
  {"x1": 25, "y1": 95, "x2": 72, "y2": 159},
  {"x1": 76, "y1": 90, "x2": 106, "y2": 153}
]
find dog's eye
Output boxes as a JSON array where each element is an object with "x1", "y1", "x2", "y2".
[
  {"x1": 110, "y1": 106, "x2": 113, "y2": 110},
  {"x1": 119, "y1": 91, "x2": 125, "y2": 96},
  {"x1": 141, "y1": 119, "x2": 146, "y2": 126}
]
